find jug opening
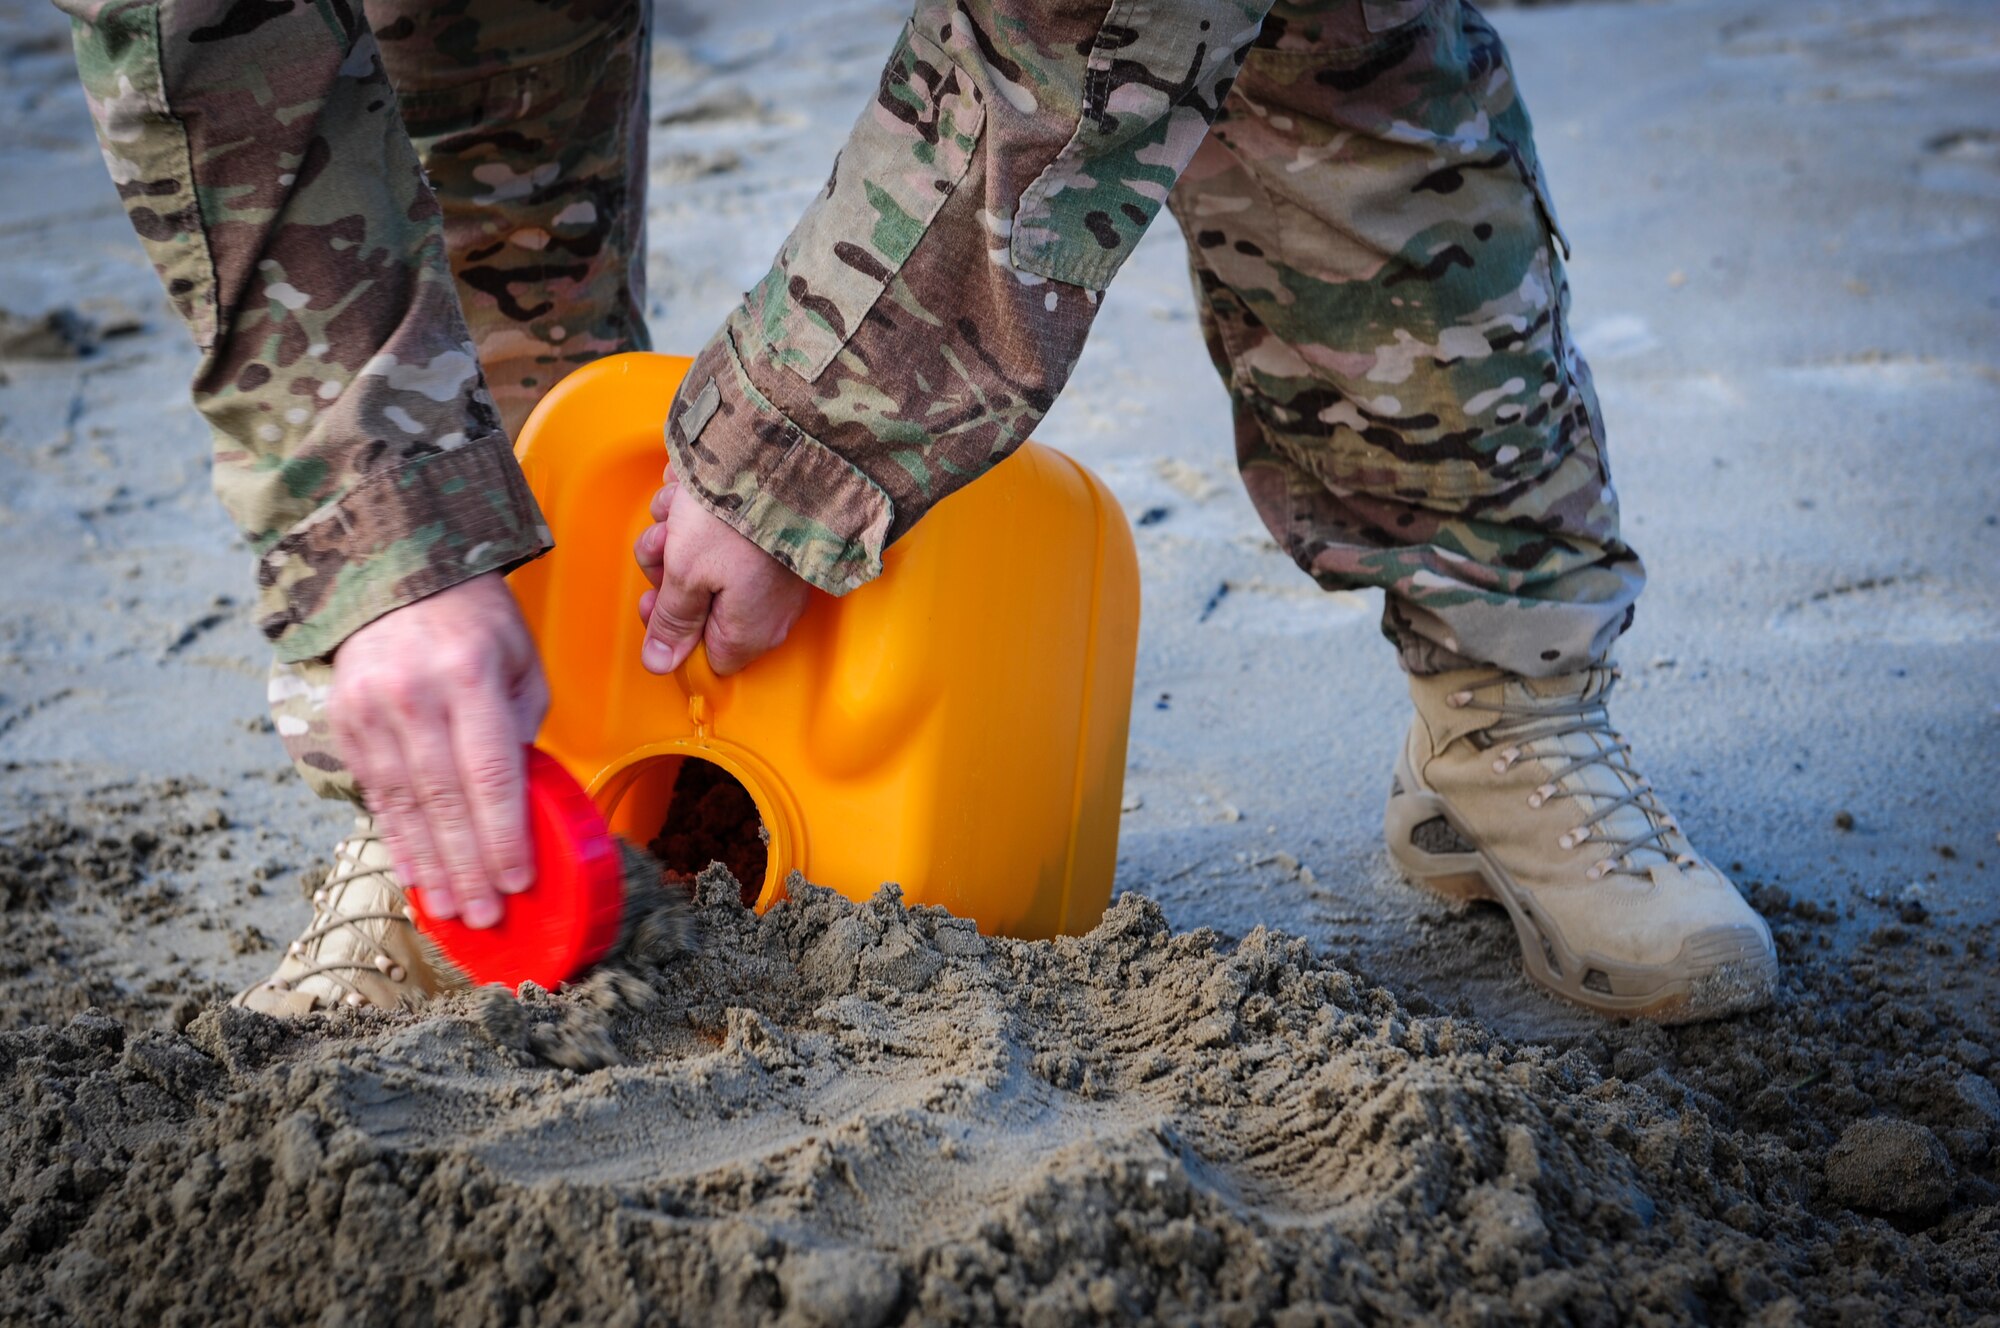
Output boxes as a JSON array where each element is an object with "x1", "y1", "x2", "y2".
[{"x1": 610, "y1": 754, "x2": 769, "y2": 908}]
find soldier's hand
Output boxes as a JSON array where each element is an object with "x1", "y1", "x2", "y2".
[
  {"x1": 329, "y1": 572, "x2": 549, "y2": 929},
  {"x1": 632, "y1": 478, "x2": 810, "y2": 676}
]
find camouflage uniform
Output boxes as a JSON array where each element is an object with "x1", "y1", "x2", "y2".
[
  {"x1": 1180, "y1": 0, "x2": 1644, "y2": 676},
  {"x1": 58, "y1": 0, "x2": 1642, "y2": 804},
  {"x1": 56, "y1": 0, "x2": 647, "y2": 797}
]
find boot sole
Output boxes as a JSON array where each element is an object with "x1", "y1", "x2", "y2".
[{"x1": 1384, "y1": 751, "x2": 1777, "y2": 1025}]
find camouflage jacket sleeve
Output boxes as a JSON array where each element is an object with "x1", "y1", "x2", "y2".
[
  {"x1": 666, "y1": 0, "x2": 1274, "y2": 595},
  {"x1": 57, "y1": 0, "x2": 552, "y2": 663}
]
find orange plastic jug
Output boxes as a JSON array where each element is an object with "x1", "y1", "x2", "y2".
[{"x1": 506, "y1": 353, "x2": 1140, "y2": 939}]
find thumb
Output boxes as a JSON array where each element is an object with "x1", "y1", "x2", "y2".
[{"x1": 641, "y1": 563, "x2": 712, "y2": 675}]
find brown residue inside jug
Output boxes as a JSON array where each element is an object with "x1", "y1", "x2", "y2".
[{"x1": 646, "y1": 758, "x2": 768, "y2": 906}]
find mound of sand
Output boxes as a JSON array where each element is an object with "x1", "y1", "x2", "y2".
[{"x1": 2, "y1": 870, "x2": 1995, "y2": 1326}]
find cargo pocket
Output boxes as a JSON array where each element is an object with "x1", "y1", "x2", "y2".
[
  {"x1": 1011, "y1": 0, "x2": 1263, "y2": 290},
  {"x1": 749, "y1": 23, "x2": 984, "y2": 383},
  {"x1": 1362, "y1": 0, "x2": 1436, "y2": 35}
]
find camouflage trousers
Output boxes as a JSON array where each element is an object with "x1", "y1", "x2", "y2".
[
  {"x1": 1176, "y1": 0, "x2": 1643, "y2": 677},
  {"x1": 268, "y1": 0, "x2": 652, "y2": 801},
  {"x1": 273, "y1": 0, "x2": 1643, "y2": 803},
  {"x1": 362, "y1": 0, "x2": 653, "y2": 445}
]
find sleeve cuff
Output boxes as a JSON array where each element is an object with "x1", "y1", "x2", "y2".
[
  {"x1": 257, "y1": 432, "x2": 554, "y2": 663},
  {"x1": 664, "y1": 317, "x2": 894, "y2": 596}
]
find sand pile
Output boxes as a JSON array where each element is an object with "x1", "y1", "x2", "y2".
[{"x1": 2, "y1": 864, "x2": 1995, "y2": 1326}]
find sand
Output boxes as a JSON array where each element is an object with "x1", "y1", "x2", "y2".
[
  {"x1": 3, "y1": 0, "x2": 1998, "y2": 1319},
  {"x1": 2, "y1": 852, "x2": 1996, "y2": 1324}
]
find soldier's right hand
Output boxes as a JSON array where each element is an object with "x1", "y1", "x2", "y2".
[{"x1": 327, "y1": 572, "x2": 550, "y2": 929}]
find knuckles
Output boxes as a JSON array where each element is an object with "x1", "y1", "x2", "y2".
[
  {"x1": 436, "y1": 642, "x2": 500, "y2": 692},
  {"x1": 332, "y1": 660, "x2": 428, "y2": 718},
  {"x1": 464, "y1": 756, "x2": 517, "y2": 800}
]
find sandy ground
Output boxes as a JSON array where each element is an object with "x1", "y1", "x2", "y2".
[{"x1": 2, "y1": 0, "x2": 1998, "y2": 1322}]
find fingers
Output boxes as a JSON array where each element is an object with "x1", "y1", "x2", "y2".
[
  {"x1": 398, "y1": 687, "x2": 501, "y2": 929},
  {"x1": 334, "y1": 699, "x2": 444, "y2": 913},
  {"x1": 633, "y1": 482, "x2": 677, "y2": 626},
  {"x1": 633, "y1": 482, "x2": 677, "y2": 583},
  {"x1": 450, "y1": 672, "x2": 533, "y2": 903},
  {"x1": 634, "y1": 484, "x2": 680, "y2": 604},
  {"x1": 642, "y1": 563, "x2": 713, "y2": 675},
  {"x1": 334, "y1": 687, "x2": 458, "y2": 918},
  {"x1": 703, "y1": 579, "x2": 799, "y2": 676},
  {"x1": 636, "y1": 520, "x2": 664, "y2": 626},
  {"x1": 633, "y1": 520, "x2": 666, "y2": 590}
]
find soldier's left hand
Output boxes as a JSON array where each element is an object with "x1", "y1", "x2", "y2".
[{"x1": 632, "y1": 478, "x2": 811, "y2": 677}]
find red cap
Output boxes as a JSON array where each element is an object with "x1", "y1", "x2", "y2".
[{"x1": 408, "y1": 747, "x2": 627, "y2": 991}]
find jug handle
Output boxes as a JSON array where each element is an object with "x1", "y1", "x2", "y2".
[{"x1": 673, "y1": 646, "x2": 721, "y2": 740}]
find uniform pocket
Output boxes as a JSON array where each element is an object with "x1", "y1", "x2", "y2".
[
  {"x1": 749, "y1": 23, "x2": 983, "y2": 383},
  {"x1": 1010, "y1": 0, "x2": 1264, "y2": 290},
  {"x1": 1363, "y1": 0, "x2": 1435, "y2": 36},
  {"x1": 1252, "y1": 0, "x2": 1440, "y2": 54}
]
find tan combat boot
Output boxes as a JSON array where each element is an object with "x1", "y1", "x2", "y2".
[
  {"x1": 233, "y1": 815, "x2": 464, "y2": 1015},
  {"x1": 1385, "y1": 666, "x2": 1776, "y2": 1023}
]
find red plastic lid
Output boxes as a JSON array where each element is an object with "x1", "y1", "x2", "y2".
[{"x1": 408, "y1": 747, "x2": 627, "y2": 991}]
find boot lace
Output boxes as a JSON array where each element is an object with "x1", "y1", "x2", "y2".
[
  {"x1": 1448, "y1": 667, "x2": 1697, "y2": 882},
  {"x1": 267, "y1": 823, "x2": 414, "y2": 1008}
]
